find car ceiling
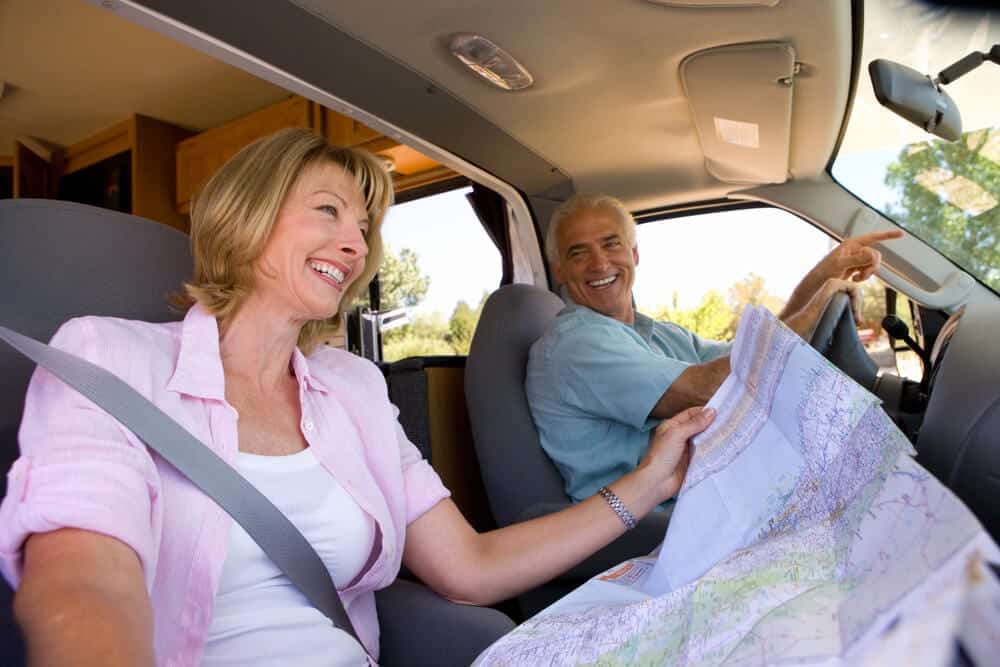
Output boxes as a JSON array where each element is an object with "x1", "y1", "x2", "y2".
[
  {"x1": 9, "y1": 0, "x2": 853, "y2": 215},
  {"x1": 289, "y1": 0, "x2": 853, "y2": 211}
]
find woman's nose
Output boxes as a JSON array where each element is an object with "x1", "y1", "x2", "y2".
[{"x1": 340, "y1": 220, "x2": 369, "y2": 258}]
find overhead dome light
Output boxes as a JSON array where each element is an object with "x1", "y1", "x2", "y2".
[{"x1": 449, "y1": 33, "x2": 534, "y2": 91}]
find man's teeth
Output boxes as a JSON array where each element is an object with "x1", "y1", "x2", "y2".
[
  {"x1": 589, "y1": 275, "x2": 617, "y2": 287},
  {"x1": 308, "y1": 260, "x2": 345, "y2": 283}
]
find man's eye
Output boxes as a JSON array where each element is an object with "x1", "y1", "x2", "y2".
[{"x1": 606, "y1": 240, "x2": 621, "y2": 249}]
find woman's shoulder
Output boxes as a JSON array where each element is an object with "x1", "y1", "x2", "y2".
[
  {"x1": 307, "y1": 344, "x2": 386, "y2": 386},
  {"x1": 51, "y1": 315, "x2": 182, "y2": 366}
]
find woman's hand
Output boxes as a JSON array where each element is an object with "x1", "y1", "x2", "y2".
[
  {"x1": 404, "y1": 405, "x2": 717, "y2": 606},
  {"x1": 637, "y1": 406, "x2": 716, "y2": 502}
]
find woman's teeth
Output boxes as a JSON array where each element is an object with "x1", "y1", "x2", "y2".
[{"x1": 308, "y1": 260, "x2": 345, "y2": 283}]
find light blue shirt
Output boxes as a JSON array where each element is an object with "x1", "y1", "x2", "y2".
[{"x1": 526, "y1": 301, "x2": 731, "y2": 505}]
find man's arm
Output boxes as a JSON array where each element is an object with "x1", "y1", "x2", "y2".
[
  {"x1": 781, "y1": 230, "x2": 903, "y2": 319},
  {"x1": 649, "y1": 274, "x2": 867, "y2": 420},
  {"x1": 649, "y1": 355, "x2": 730, "y2": 419}
]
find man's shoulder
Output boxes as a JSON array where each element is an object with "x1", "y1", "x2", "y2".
[{"x1": 539, "y1": 305, "x2": 625, "y2": 348}]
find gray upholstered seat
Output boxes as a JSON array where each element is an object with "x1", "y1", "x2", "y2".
[
  {"x1": 0, "y1": 198, "x2": 512, "y2": 665},
  {"x1": 465, "y1": 284, "x2": 672, "y2": 617}
]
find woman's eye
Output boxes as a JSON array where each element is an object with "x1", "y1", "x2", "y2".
[{"x1": 318, "y1": 205, "x2": 338, "y2": 217}]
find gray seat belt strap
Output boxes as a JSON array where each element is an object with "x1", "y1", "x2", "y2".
[{"x1": 0, "y1": 326, "x2": 360, "y2": 644}]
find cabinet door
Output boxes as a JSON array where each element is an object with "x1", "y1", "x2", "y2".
[
  {"x1": 14, "y1": 141, "x2": 59, "y2": 198},
  {"x1": 175, "y1": 97, "x2": 312, "y2": 213},
  {"x1": 323, "y1": 108, "x2": 380, "y2": 147}
]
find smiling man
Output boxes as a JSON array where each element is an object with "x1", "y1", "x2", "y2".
[{"x1": 525, "y1": 194, "x2": 901, "y2": 506}]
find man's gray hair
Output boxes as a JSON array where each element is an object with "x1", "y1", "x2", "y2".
[{"x1": 545, "y1": 194, "x2": 637, "y2": 264}]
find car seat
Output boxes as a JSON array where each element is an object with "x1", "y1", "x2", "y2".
[
  {"x1": 465, "y1": 284, "x2": 672, "y2": 617},
  {"x1": 0, "y1": 198, "x2": 512, "y2": 665}
]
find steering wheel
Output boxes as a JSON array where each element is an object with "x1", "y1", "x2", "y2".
[{"x1": 809, "y1": 292, "x2": 879, "y2": 390}]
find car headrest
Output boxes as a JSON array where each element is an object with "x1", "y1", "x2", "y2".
[
  {"x1": 0, "y1": 199, "x2": 192, "y2": 497},
  {"x1": 464, "y1": 283, "x2": 567, "y2": 527}
]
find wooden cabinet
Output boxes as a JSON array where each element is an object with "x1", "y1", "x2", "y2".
[
  {"x1": 8, "y1": 115, "x2": 192, "y2": 231},
  {"x1": 0, "y1": 156, "x2": 12, "y2": 199},
  {"x1": 322, "y1": 108, "x2": 380, "y2": 147},
  {"x1": 175, "y1": 96, "x2": 459, "y2": 215},
  {"x1": 175, "y1": 96, "x2": 312, "y2": 214}
]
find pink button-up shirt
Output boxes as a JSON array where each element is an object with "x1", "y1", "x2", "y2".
[{"x1": 0, "y1": 305, "x2": 450, "y2": 665}]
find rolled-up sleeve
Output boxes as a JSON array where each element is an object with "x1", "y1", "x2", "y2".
[
  {"x1": 0, "y1": 319, "x2": 161, "y2": 590},
  {"x1": 392, "y1": 408, "x2": 450, "y2": 526},
  {"x1": 554, "y1": 325, "x2": 686, "y2": 431}
]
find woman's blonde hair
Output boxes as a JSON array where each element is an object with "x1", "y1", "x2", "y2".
[{"x1": 177, "y1": 127, "x2": 394, "y2": 353}]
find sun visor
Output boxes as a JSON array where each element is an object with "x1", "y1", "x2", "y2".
[
  {"x1": 648, "y1": 1, "x2": 779, "y2": 6},
  {"x1": 681, "y1": 42, "x2": 796, "y2": 184}
]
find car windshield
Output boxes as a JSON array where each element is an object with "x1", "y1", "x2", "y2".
[{"x1": 832, "y1": 1, "x2": 1000, "y2": 294}]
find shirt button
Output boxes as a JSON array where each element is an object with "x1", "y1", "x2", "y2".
[{"x1": 303, "y1": 420, "x2": 315, "y2": 432}]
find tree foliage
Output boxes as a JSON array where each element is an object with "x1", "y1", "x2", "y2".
[
  {"x1": 884, "y1": 128, "x2": 1000, "y2": 292},
  {"x1": 367, "y1": 244, "x2": 430, "y2": 311},
  {"x1": 651, "y1": 290, "x2": 735, "y2": 342},
  {"x1": 382, "y1": 291, "x2": 490, "y2": 362}
]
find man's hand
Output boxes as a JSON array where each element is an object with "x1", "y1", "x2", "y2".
[
  {"x1": 784, "y1": 277, "x2": 862, "y2": 340},
  {"x1": 638, "y1": 406, "x2": 716, "y2": 501},
  {"x1": 781, "y1": 229, "x2": 903, "y2": 323},
  {"x1": 815, "y1": 230, "x2": 905, "y2": 283}
]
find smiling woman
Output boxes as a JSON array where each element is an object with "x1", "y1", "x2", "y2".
[{"x1": 175, "y1": 129, "x2": 392, "y2": 354}]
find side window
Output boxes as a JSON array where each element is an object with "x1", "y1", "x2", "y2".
[
  {"x1": 375, "y1": 186, "x2": 502, "y2": 362},
  {"x1": 634, "y1": 206, "x2": 922, "y2": 380}
]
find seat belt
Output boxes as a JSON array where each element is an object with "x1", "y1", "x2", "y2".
[{"x1": 0, "y1": 325, "x2": 360, "y2": 645}]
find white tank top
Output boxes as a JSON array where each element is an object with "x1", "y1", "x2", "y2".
[{"x1": 202, "y1": 448, "x2": 375, "y2": 666}]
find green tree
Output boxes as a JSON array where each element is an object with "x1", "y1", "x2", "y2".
[
  {"x1": 361, "y1": 244, "x2": 430, "y2": 311},
  {"x1": 727, "y1": 273, "x2": 786, "y2": 316},
  {"x1": 382, "y1": 313, "x2": 452, "y2": 361},
  {"x1": 382, "y1": 291, "x2": 490, "y2": 361},
  {"x1": 652, "y1": 290, "x2": 735, "y2": 342},
  {"x1": 858, "y1": 279, "x2": 887, "y2": 337},
  {"x1": 884, "y1": 128, "x2": 1000, "y2": 292},
  {"x1": 445, "y1": 291, "x2": 490, "y2": 355},
  {"x1": 725, "y1": 273, "x2": 785, "y2": 337}
]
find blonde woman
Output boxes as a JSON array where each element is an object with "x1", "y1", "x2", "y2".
[{"x1": 0, "y1": 128, "x2": 713, "y2": 666}]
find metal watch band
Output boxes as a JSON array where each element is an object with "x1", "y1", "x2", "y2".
[{"x1": 597, "y1": 486, "x2": 637, "y2": 530}]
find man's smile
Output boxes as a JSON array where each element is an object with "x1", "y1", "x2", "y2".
[{"x1": 587, "y1": 275, "x2": 618, "y2": 289}]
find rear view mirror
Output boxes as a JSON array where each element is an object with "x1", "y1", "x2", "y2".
[{"x1": 868, "y1": 59, "x2": 962, "y2": 141}]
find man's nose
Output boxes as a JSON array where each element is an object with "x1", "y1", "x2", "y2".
[{"x1": 588, "y1": 248, "x2": 609, "y2": 271}]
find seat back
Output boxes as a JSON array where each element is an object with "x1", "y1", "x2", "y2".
[
  {"x1": 464, "y1": 284, "x2": 566, "y2": 527},
  {"x1": 0, "y1": 199, "x2": 193, "y2": 664},
  {"x1": 385, "y1": 356, "x2": 495, "y2": 532},
  {"x1": 0, "y1": 199, "x2": 193, "y2": 495}
]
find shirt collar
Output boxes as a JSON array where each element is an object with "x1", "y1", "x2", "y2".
[
  {"x1": 291, "y1": 345, "x2": 329, "y2": 394},
  {"x1": 165, "y1": 304, "x2": 330, "y2": 399},
  {"x1": 166, "y1": 304, "x2": 227, "y2": 400},
  {"x1": 560, "y1": 291, "x2": 654, "y2": 343}
]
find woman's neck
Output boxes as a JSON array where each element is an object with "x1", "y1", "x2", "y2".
[{"x1": 218, "y1": 296, "x2": 304, "y2": 392}]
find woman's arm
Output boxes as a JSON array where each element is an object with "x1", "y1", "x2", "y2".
[
  {"x1": 14, "y1": 528, "x2": 154, "y2": 667},
  {"x1": 402, "y1": 407, "x2": 714, "y2": 605}
]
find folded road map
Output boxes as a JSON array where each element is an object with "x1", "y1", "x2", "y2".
[{"x1": 476, "y1": 306, "x2": 999, "y2": 666}]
